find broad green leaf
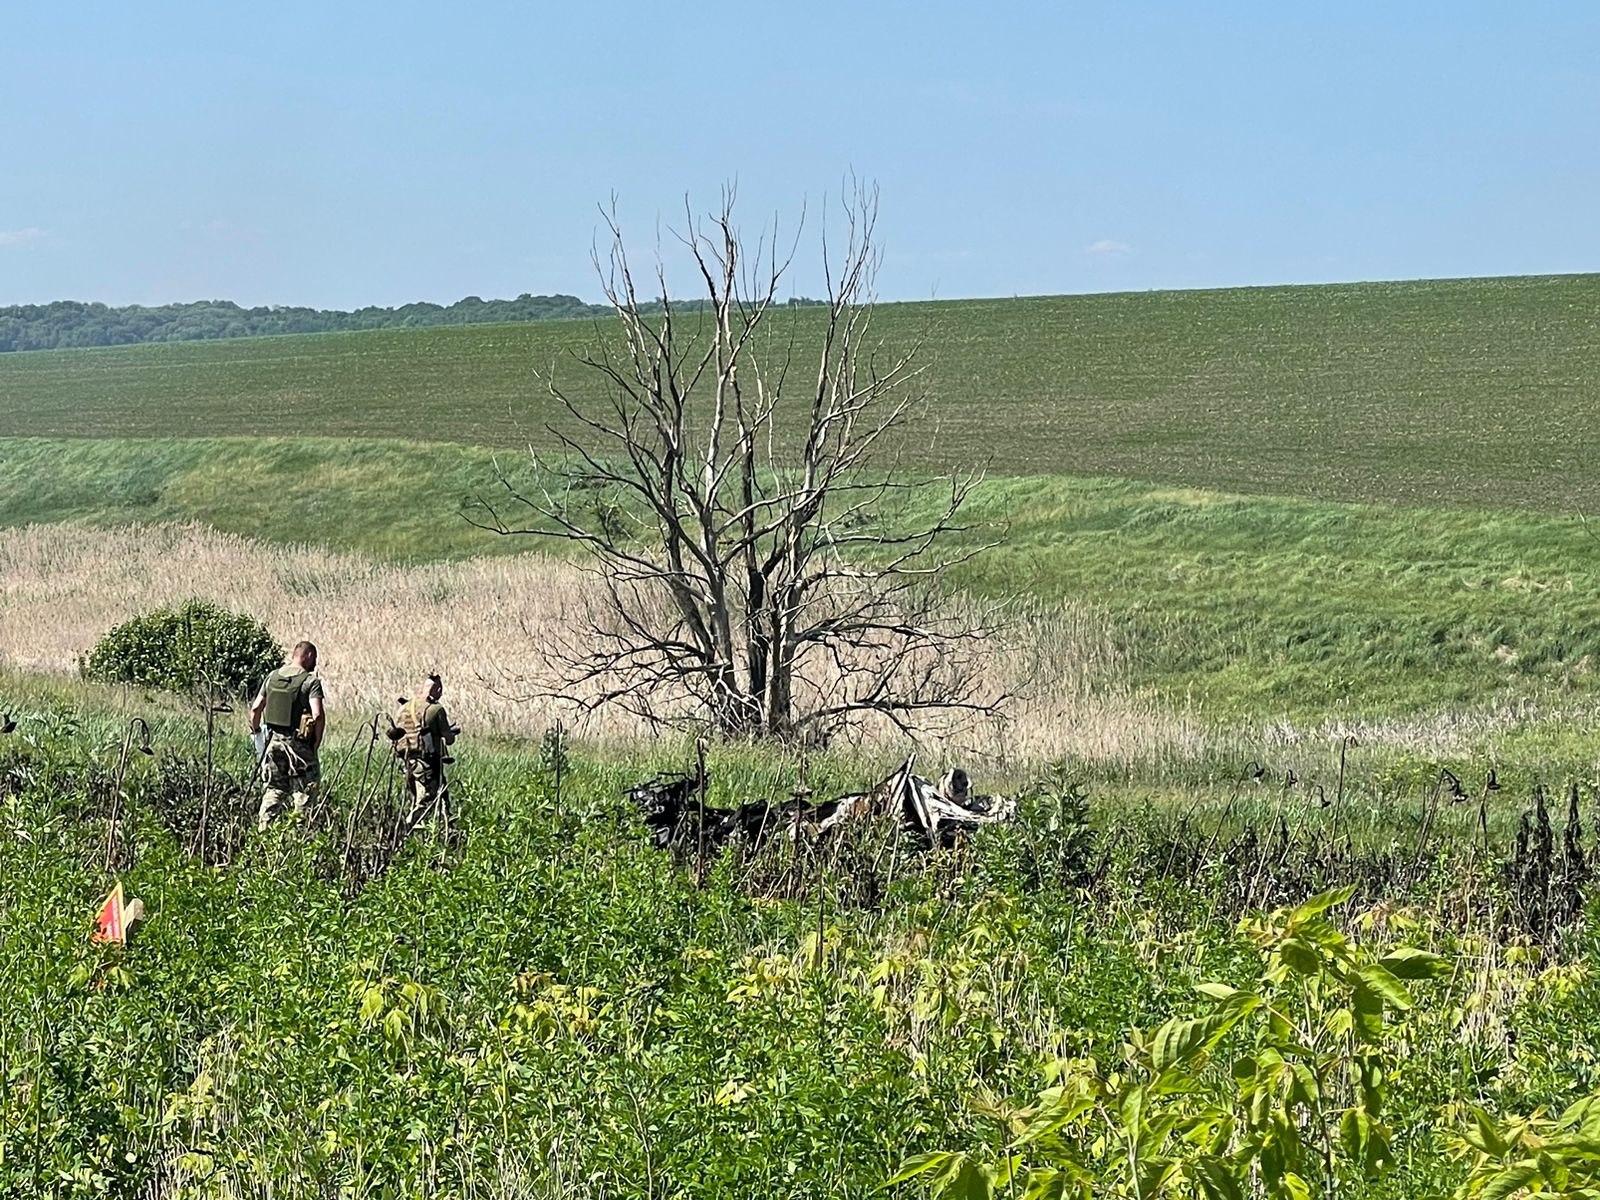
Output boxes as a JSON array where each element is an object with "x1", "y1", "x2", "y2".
[
  {"x1": 1150, "y1": 1065, "x2": 1202, "y2": 1096},
  {"x1": 1536, "y1": 1149, "x2": 1566, "y2": 1190},
  {"x1": 1018, "y1": 1088, "x2": 1094, "y2": 1145},
  {"x1": 1555, "y1": 1136, "x2": 1600, "y2": 1161},
  {"x1": 1297, "y1": 919, "x2": 1351, "y2": 951},
  {"x1": 1275, "y1": 1172, "x2": 1312, "y2": 1200},
  {"x1": 1463, "y1": 1106, "x2": 1511, "y2": 1158},
  {"x1": 1278, "y1": 938, "x2": 1321, "y2": 976},
  {"x1": 1208, "y1": 1113, "x2": 1235, "y2": 1155},
  {"x1": 1190, "y1": 1155, "x2": 1245, "y2": 1200},
  {"x1": 1561, "y1": 1094, "x2": 1600, "y2": 1137},
  {"x1": 1151, "y1": 994, "x2": 1261, "y2": 1073},
  {"x1": 358, "y1": 986, "x2": 385, "y2": 1023},
  {"x1": 1287, "y1": 1062, "x2": 1321, "y2": 1110},
  {"x1": 885, "y1": 1151, "x2": 964, "y2": 1187},
  {"x1": 1340, "y1": 1108, "x2": 1370, "y2": 1163},
  {"x1": 1195, "y1": 982, "x2": 1242, "y2": 1001},
  {"x1": 1020, "y1": 1168, "x2": 1084, "y2": 1200},
  {"x1": 1152, "y1": 1014, "x2": 1225, "y2": 1073},
  {"x1": 948, "y1": 1158, "x2": 995, "y2": 1200},
  {"x1": 1356, "y1": 963, "x2": 1416, "y2": 1011},
  {"x1": 1377, "y1": 946, "x2": 1449, "y2": 980},
  {"x1": 1357, "y1": 1056, "x2": 1385, "y2": 1116},
  {"x1": 1351, "y1": 983, "x2": 1385, "y2": 1043},
  {"x1": 1287, "y1": 884, "x2": 1357, "y2": 928},
  {"x1": 1136, "y1": 1155, "x2": 1180, "y2": 1199},
  {"x1": 1121, "y1": 1086, "x2": 1147, "y2": 1141},
  {"x1": 1476, "y1": 1162, "x2": 1541, "y2": 1200},
  {"x1": 1146, "y1": 1114, "x2": 1182, "y2": 1145}
]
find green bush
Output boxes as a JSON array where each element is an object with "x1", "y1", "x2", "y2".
[{"x1": 85, "y1": 599, "x2": 281, "y2": 698}]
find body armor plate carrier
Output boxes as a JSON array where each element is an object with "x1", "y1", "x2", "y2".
[
  {"x1": 395, "y1": 700, "x2": 439, "y2": 759},
  {"x1": 263, "y1": 669, "x2": 311, "y2": 734}
]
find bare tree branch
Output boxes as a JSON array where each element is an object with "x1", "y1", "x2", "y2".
[{"x1": 474, "y1": 184, "x2": 1007, "y2": 744}]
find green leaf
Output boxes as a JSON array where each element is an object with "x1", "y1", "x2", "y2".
[
  {"x1": 1476, "y1": 1162, "x2": 1542, "y2": 1200},
  {"x1": 1357, "y1": 1056, "x2": 1385, "y2": 1117},
  {"x1": 1287, "y1": 1062, "x2": 1321, "y2": 1110},
  {"x1": 1287, "y1": 884, "x2": 1357, "y2": 927},
  {"x1": 1021, "y1": 1158, "x2": 1094, "y2": 1200},
  {"x1": 1150, "y1": 994, "x2": 1261, "y2": 1073},
  {"x1": 1121, "y1": 1085, "x2": 1147, "y2": 1137},
  {"x1": 1020, "y1": 1168, "x2": 1082, "y2": 1200},
  {"x1": 358, "y1": 986, "x2": 385, "y2": 1023},
  {"x1": 1136, "y1": 1155, "x2": 1180, "y2": 1198},
  {"x1": 1190, "y1": 1155, "x2": 1245, "y2": 1200},
  {"x1": 1350, "y1": 983, "x2": 1385, "y2": 1043},
  {"x1": 1274, "y1": 1172, "x2": 1313, "y2": 1200},
  {"x1": 1356, "y1": 963, "x2": 1416, "y2": 1011},
  {"x1": 1195, "y1": 982, "x2": 1242, "y2": 1001},
  {"x1": 1149, "y1": 1065, "x2": 1201, "y2": 1096},
  {"x1": 1561, "y1": 1094, "x2": 1600, "y2": 1138},
  {"x1": 1340, "y1": 1107, "x2": 1370, "y2": 1162},
  {"x1": 1152, "y1": 1015, "x2": 1223, "y2": 1073},
  {"x1": 1377, "y1": 946, "x2": 1449, "y2": 980},
  {"x1": 1463, "y1": 1106, "x2": 1511, "y2": 1158},
  {"x1": 1278, "y1": 938, "x2": 1321, "y2": 977},
  {"x1": 885, "y1": 1151, "x2": 966, "y2": 1188},
  {"x1": 948, "y1": 1158, "x2": 995, "y2": 1200},
  {"x1": 1018, "y1": 1087, "x2": 1094, "y2": 1145}
]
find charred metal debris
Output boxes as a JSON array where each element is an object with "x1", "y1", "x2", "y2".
[{"x1": 626, "y1": 758, "x2": 1016, "y2": 856}]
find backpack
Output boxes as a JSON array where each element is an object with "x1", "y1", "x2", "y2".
[
  {"x1": 393, "y1": 699, "x2": 440, "y2": 759},
  {"x1": 262, "y1": 669, "x2": 312, "y2": 734}
]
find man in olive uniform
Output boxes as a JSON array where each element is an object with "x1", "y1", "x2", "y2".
[
  {"x1": 395, "y1": 673, "x2": 457, "y2": 828},
  {"x1": 247, "y1": 640, "x2": 326, "y2": 830}
]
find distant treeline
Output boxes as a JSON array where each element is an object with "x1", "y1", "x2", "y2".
[{"x1": 0, "y1": 293, "x2": 827, "y2": 353}]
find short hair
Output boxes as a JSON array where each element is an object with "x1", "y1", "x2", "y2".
[{"x1": 292, "y1": 640, "x2": 318, "y2": 662}]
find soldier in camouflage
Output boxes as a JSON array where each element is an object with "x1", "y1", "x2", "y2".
[
  {"x1": 247, "y1": 640, "x2": 326, "y2": 830},
  {"x1": 394, "y1": 673, "x2": 457, "y2": 828}
]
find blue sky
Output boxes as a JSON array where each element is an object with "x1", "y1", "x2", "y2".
[{"x1": 2, "y1": 2, "x2": 1597, "y2": 309}]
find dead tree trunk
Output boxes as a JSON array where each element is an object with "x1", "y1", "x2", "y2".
[{"x1": 468, "y1": 184, "x2": 1006, "y2": 744}]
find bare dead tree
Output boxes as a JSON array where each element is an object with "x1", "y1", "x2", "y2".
[{"x1": 467, "y1": 185, "x2": 1007, "y2": 744}]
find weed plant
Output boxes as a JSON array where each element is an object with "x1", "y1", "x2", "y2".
[{"x1": 5, "y1": 703, "x2": 1600, "y2": 1197}]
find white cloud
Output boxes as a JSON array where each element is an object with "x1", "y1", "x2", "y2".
[
  {"x1": 0, "y1": 227, "x2": 45, "y2": 248},
  {"x1": 1085, "y1": 238, "x2": 1131, "y2": 257}
]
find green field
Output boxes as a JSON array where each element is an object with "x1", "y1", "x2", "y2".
[
  {"x1": 4, "y1": 273, "x2": 1600, "y2": 736},
  {"x1": 8, "y1": 277, "x2": 1600, "y2": 1197},
  {"x1": 4, "y1": 435, "x2": 1600, "y2": 729},
  {"x1": 4, "y1": 273, "x2": 1599, "y2": 513}
]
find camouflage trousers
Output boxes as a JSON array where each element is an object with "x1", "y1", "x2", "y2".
[
  {"x1": 403, "y1": 755, "x2": 450, "y2": 830},
  {"x1": 258, "y1": 732, "x2": 321, "y2": 830}
]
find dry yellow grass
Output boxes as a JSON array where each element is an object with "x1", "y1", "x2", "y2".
[{"x1": 0, "y1": 521, "x2": 1202, "y2": 768}]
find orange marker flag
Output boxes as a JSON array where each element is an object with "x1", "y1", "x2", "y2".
[{"x1": 92, "y1": 882, "x2": 125, "y2": 944}]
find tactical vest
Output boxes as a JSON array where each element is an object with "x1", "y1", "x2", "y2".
[
  {"x1": 263, "y1": 669, "x2": 312, "y2": 733},
  {"x1": 394, "y1": 700, "x2": 440, "y2": 759}
]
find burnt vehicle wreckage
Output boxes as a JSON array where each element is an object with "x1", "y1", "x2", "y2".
[{"x1": 626, "y1": 757, "x2": 1017, "y2": 856}]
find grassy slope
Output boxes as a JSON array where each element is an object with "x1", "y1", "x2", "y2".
[
  {"x1": 0, "y1": 436, "x2": 522, "y2": 559},
  {"x1": 3, "y1": 273, "x2": 1599, "y2": 513},
  {"x1": 7, "y1": 436, "x2": 1600, "y2": 722}
]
